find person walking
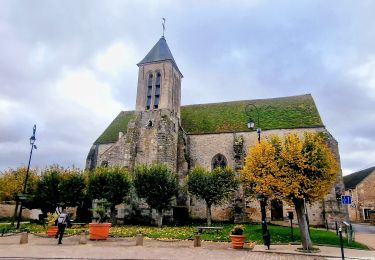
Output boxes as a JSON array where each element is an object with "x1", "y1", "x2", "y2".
[{"x1": 55, "y1": 208, "x2": 70, "y2": 244}]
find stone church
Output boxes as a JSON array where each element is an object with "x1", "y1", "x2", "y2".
[{"x1": 86, "y1": 36, "x2": 348, "y2": 227}]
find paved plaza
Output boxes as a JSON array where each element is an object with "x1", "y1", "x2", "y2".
[{"x1": 0, "y1": 233, "x2": 374, "y2": 260}]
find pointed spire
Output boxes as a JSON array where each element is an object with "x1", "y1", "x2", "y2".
[
  {"x1": 138, "y1": 37, "x2": 175, "y2": 65},
  {"x1": 137, "y1": 36, "x2": 182, "y2": 76}
]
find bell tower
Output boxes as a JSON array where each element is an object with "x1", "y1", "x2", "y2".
[{"x1": 135, "y1": 36, "x2": 183, "y2": 117}]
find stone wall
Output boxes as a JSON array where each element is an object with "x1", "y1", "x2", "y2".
[
  {"x1": 96, "y1": 109, "x2": 180, "y2": 172},
  {"x1": 0, "y1": 203, "x2": 42, "y2": 220},
  {"x1": 346, "y1": 170, "x2": 375, "y2": 222},
  {"x1": 188, "y1": 127, "x2": 326, "y2": 170},
  {"x1": 187, "y1": 127, "x2": 348, "y2": 226}
]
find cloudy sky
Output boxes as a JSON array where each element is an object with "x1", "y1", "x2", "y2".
[{"x1": 1, "y1": 0, "x2": 374, "y2": 175}]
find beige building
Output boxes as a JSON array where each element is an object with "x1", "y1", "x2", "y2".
[
  {"x1": 86, "y1": 36, "x2": 348, "y2": 227},
  {"x1": 344, "y1": 166, "x2": 375, "y2": 222}
]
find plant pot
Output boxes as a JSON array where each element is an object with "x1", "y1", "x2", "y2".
[
  {"x1": 230, "y1": 235, "x2": 245, "y2": 249},
  {"x1": 47, "y1": 226, "x2": 58, "y2": 237},
  {"x1": 89, "y1": 223, "x2": 111, "y2": 240}
]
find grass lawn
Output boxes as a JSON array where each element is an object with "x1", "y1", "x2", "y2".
[{"x1": 0, "y1": 222, "x2": 369, "y2": 250}]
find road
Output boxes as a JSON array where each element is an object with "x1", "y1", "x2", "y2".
[
  {"x1": 352, "y1": 223, "x2": 375, "y2": 249},
  {"x1": 352, "y1": 223, "x2": 375, "y2": 234}
]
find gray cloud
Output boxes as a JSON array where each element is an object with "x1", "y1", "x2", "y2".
[{"x1": 1, "y1": 0, "x2": 374, "y2": 174}]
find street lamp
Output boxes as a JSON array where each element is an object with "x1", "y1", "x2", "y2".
[
  {"x1": 245, "y1": 104, "x2": 261, "y2": 143},
  {"x1": 16, "y1": 125, "x2": 37, "y2": 229},
  {"x1": 245, "y1": 104, "x2": 270, "y2": 248}
]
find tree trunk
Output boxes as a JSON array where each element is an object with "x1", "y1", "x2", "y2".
[
  {"x1": 110, "y1": 204, "x2": 117, "y2": 224},
  {"x1": 294, "y1": 198, "x2": 313, "y2": 251},
  {"x1": 157, "y1": 209, "x2": 163, "y2": 227},
  {"x1": 206, "y1": 203, "x2": 212, "y2": 226}
]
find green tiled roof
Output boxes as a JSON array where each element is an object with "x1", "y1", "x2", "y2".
[
  {"x1": 344, "y1": 166, "x2": 375, "y2": 189},
  {"x1": 94, "y1": 94, "x2": 323, "y2": 144},
  {"x1": 181, "y1": 94, "x2": 322, "y2": 134},
  {"x1": 95, "y1": 111, "x2": 136, "y2": 144}
]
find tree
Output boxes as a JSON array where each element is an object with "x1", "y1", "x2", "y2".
[
  {"x1": 33, "y1": 165, "x2": 87, "y2": 218},
  {"x1": 241, "y1": 132, "x2": 338, "y2": 251},
  {"x1": 33, "y1": 166, "x2": 63, "y2": 214},
  {"x1": 133, "y1": 164, "x2": 178, "y2": 227},
  {"x1": 0, "y1": 167, "x2": 39, "y2": 225},
  {"x1": 0, "y1": 167, "x2": 38, "y2": 202},
  {"x1": 87, "y1": 166, "x2": 132, "y2": 223},
  {"x1": 187, "y1": 166, "x2": 239, "y2": 226},
  {"x1": 59, "y1": 168, "x2": 86, "y2": 208}
]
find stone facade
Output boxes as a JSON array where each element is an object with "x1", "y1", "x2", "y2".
[
  {"x1": 344, "y1": 167, "x2": 375, "y2": 222},
  {"x1": 93, "y1": 109, "x2": 181, "y2": 173},
  {"x1": 186, "y1": 128, "x2": 348, "y2": 227},
  {"x1": 86, "y1": 36, "x2": 348, "y2": 227}
]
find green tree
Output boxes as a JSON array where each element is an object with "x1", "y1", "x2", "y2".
[
  {"x1": 33, "y1": 166, "x2": 63, "y2": 214},
  {"x1": 133, "y1": 164, "x2": 178, "y2": 227},
  {"x1": 241, "y1": 133, "x2": 338, "y2": 251},
  {"x1": 87, "y1": 166, "x2": 132, "y2": 223},
  {"x1": 187, "y1": 166, "x2": 239, "y2": 226},
  {"x1": 59, "y1": 168, "x2": 86, "y2": 208}
]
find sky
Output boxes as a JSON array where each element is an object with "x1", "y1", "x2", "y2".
[{"x1": 1, "y1": 0, "x2": 374, "y2": 175}]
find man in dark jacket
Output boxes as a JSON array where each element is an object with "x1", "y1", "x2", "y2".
[{"x1": 55, "y1": 209, "x2": 70, "y2": 244}]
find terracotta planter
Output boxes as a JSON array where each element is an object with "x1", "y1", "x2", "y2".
[
  {"x1": 89, "y1": 223, "x2": 111, "y2": 240},
  {"x1": 230, "y1": 235, "x2": 245, "y2": 249},
  {"x1": 47, "y1": 226, "x2": 58, "y2": 237}
]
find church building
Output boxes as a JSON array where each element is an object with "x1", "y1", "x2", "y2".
[{"x1": 86, "y1": 36, "x2": 348, "y2": 227}]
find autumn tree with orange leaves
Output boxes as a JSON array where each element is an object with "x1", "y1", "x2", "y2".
[
  {"x1": 241, "y1": 132, "x2": 338, "y2": 251},
  {"x1": 0, "y1": 167, "x2": 38, "y2": 202}
]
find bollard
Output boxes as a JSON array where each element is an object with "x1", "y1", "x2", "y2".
[
  {"x1": 339, "y1": 227, "x2": 344, "y2": 260},
  {"x1": 19, "y1": 232, "x2": 28, "y2": 244},
  {"x1": 194, "y1": 234, "x2": 201, "y2": 247},
  {"x1": 136, "y1": 234, "x2": 143, "y2": 246},
  {"x1": 79, "y1": 232, "x2": 87, "y2": 244},
  {"x1": 289, "y1": 219, "x2": 294, "y2": 242},
  {"x1": 263, "y1": 230, "x2": 271, "y2": 250}
]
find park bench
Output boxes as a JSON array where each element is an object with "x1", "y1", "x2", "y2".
[
  {"x1": 195, "y1": 226, "x2": 223, "y2": 234},
  {"x1": 70, "y1": 222, "x2": 87, "y2": 227}
]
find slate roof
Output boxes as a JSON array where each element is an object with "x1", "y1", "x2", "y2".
[
  {"x1": 94, "y1": 94, "x2": 324, "y2": 144},
  {"x1": 138, "y1": 36, "x2": 182, "y2": 76},
  {"x1": 344, "y1": 166, "x2": 375, "y2": 189}
]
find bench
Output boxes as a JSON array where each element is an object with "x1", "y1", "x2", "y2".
[
  {"x1": 196, "y1": 226, "x2": 223, "y2": 234},
  {"x1": 70, "y1": 222, "x2": 87, "y2": 227}
]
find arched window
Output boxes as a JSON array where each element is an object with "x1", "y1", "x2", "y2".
[
  {"x1": 154, "y1": 73, "x2": 161, "y2": 109},
  {"x1": 212, "y1": 154, "x2": 227, "y2": 169},
  {"x1": 146, "y1": 74, "x2": 153, "y2": 110}
]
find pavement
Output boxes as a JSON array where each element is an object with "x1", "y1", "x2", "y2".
[
  {"x1": 353, "y1": 224, "x2": 375, "y2": 250},
  {"x1": 0, "y1": 233, "x2": 374, "y2": 260}
]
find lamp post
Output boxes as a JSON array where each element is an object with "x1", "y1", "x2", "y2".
[
  {"x1": 245, "y1": 104, "x2": 261, "y2": 143},
  {"x1": 245, "y1": 104, "x2": 270, "y2": 247},
  {"x1": 16, "y1": 124, "x2": 37, "y2": 229}
]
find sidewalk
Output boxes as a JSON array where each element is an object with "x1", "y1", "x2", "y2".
[{"x1": 0, "y1": 233, "x2": 374, "y2": 260}]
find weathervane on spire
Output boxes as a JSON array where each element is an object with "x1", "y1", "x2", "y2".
[{"x1": 162, "y1": 18, "x2": 166, "y2": 37}]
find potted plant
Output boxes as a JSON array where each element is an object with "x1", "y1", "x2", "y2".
[
  {"x1": 87, "y1": 166, "x2": 132, "y2": 240},
  {"x1": 89, "y1": 199, "x2": 112, "y2": 240},
  {"x1": 46, "y1": 212, "x2": 58, "y2": 237},
  {"x1": 230, "y1": 225, "x2": 245, "y2": 249}
]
